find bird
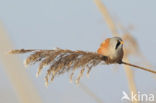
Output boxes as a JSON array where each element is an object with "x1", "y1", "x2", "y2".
[{"x1": 97, "y1": 37, "x2": 124, "y2": 64}]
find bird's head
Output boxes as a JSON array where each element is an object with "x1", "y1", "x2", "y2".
[{"x1": 97, "y1": 37, "x2": 124, "y2": 63}]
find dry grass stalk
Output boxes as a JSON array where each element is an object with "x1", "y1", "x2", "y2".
[
  {"x1": 79, "y1": 82, "x2": 104, "y2": 103},
  {"x1": 122, "y1": 61, "x2": 156, "y2": 74},
  {"x1": 93, "y1": 0, "x2": 118, "y2": 35},
  {"x1": 117, "y1": 23, "x2": 140, "y2": 57},
  {"x1": 0, "y1": 24, "x2": 42, "y2": 103}
]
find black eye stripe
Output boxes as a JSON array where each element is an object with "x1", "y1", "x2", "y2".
[{"x1": 115, "y1": 41, "x2": 120, "y2": 49}]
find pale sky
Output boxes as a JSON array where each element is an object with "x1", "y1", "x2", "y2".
[{"x1": 0, "y1": 0, "x2": 156, "y2": 103}]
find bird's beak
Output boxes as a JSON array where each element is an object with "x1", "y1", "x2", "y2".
[{"x1": 120, "y1": 41, "x2": 124, "y2": 44}]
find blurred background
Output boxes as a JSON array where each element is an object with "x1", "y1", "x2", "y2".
[{"x1": 0, "y1": 0, "x2": 156, "y2": 103}]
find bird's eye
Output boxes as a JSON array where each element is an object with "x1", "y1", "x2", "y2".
[{"x1": 115, "y1": 41, "x2": 120, "y2": 49}]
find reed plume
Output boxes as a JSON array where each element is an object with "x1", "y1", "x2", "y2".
[
  {"x1": 9, "y1": 48, "x2": 156, "y2": 86},
  {"x1": 9, "y1": 48, "x2": 106, "y2": 86}
]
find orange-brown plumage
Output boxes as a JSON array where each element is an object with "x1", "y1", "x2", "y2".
[{"x1": 97, "y1": 38, "x2": 110, "y2": 55}]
